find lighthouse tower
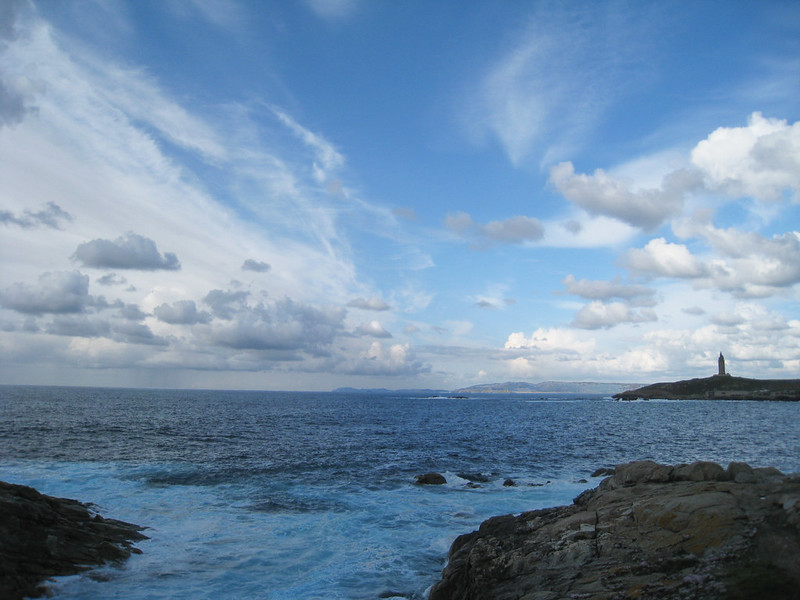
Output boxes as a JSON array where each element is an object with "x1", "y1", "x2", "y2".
[{"x1": 718, "y1": 352, "x2": 726, "y2": 376}]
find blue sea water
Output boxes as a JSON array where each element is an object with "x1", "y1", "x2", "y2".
[{"x1": 2, "y1": 386, "x2": 799, "y2": 599}]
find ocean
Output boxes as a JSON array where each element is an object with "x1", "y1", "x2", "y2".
[{"x1": 2, "y1": 385, "x2": 799, "y2": 599}]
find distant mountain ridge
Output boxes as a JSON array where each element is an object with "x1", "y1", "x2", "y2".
[
  {"x1": 332, "y1": 387, "x2": 448, "y2": 395},
  {"x1": 332, "y1": 381, "x2": 642, "y2": 395},
  {"x1": 452, "y1": 381, "x2": 643, "y2": 395}
]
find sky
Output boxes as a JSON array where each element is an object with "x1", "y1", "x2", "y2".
[{"x1": 1, "y1": 0, "x2": 799, "y2": 391}]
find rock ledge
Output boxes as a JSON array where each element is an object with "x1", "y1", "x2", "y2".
[
  {"x1": 0, "y1": 480, "x2": 148, "y2": 600},
  {"x1": 430, "y1": 460, "x2": 800, "y2": 600}
]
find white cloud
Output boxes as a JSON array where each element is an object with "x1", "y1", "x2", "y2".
[
  {"x1": 467, "y1": 4, "x2": 656, "y2": 165},
  {"x1": 539, "y1": 213, "x2": 638, "y2": 248},
  {"x1": 73, "y1": 232, "x2": 181, "y2": 271},
  {"x1": 691, "y1": 112, "x2": 800, "y2": 202},
  {"x1": 549, "y1": 161, "x2": 702, "y2": 230},
  {"x1": 241, "y1": 259, "x2": 271, "y2": 273},
  {"x1": 505, "y1": 327, "x2": 595, "y2": 354},
  {"x1": 201, "y1": 298, "x2": 345, "y2": 357},
  {"x1": 621, "y1": 238, "x2": 708, "y2": 279},
  {"x1": 347, "y1": 297, "x2": 390, "y2": 311},
  {"x1": 445, "y1": 212, "x2": 543, "y2": 247},
  {"x1": 271, "y1": 106, "x2": 345, "y2": 183},
  {"x1": 1, "y1": 271, "x2": 90, "y2": 315},
  {"x1": 562, "y1": 274, "x2": 655, "y2": 305},
  {"x1": 0, "y1": 201, "x2": 72, "y2": 229},
  {"x1": 571, "y1": 301, "x2": 657, "y2": 330},
  {"x1": 355, "y1": 320, "x2": 391, "y2": 338},
  {"x1": 339, "y1": 341, "x2": 428, "y2": 376},
  {"x1": 673, "y1": 219, "x2": 800, "y2": 298},
  {"x1": 154, "y1": 300, "x2": 211, "y2": 325}
]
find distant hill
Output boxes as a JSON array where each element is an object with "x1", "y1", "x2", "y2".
[
  {"x1": 614, "y1": 375, "x2": 800, "y2": 401},
  {"x1": 452, "y1": 381, "x2": 643, "y2": 395},
  {"x1": 332, "y1": 387, "x2": 449, "y2": 396}
]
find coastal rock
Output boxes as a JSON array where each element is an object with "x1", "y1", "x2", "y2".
[
  {"x1": 416, "y1": 473, "x2": 447, "y2": 485},
  {"x1": 0, "y1": 480, "x2": 148, "y2": 600},
  {"x1": 591, "y1": 467, "x2": 615, "y2": 477},
  {"x1": 429, "y1": 460, "x2": 800, "y2": 600}
]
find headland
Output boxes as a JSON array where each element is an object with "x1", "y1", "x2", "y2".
[{"x1": 613, "y1": 375, "x2": 800, "y2": 401}]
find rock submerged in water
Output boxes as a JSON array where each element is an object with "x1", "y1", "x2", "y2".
[
  {"x1": 0, "y1": 480, "x2": 148, "y2": 600},
  {"x1": 416, "y1": 473, "x2": 447, "y2": 485},
  {"x1": 429, "y1": 460, "x2": 800, "y2": 600}
]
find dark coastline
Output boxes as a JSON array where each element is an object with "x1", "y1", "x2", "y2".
[
  {"x1": 430, "y1": 461, "x2": 800, "y2": 600},
  {"x1": 0, "y1": 481, "x2": 147, "y2": 600},
  {"x1": 613, "y1": 375, "x2": 800, "y2": 401}
]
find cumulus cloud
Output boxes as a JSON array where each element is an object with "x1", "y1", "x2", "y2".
[
  {"x1": 241, "y1": 259, "x2": 271, "y2": 273},
  {"x1": 118, "y1": 303, "x2": 146, "y2": 321},
  {"x1": 204, "y1": 298, "x2": 345, "y2": 357},
  {"x1": 203, "y1": 289, "x2": 249, "y2": 320},
  {"x1": 562, "y1": 274, "x2": 656, "y2": 305},
  {"x1": 154, "y1": 300, "x2": 212, "y2": 325},
  {"x1": 0, "y1": 202, "x2": 73, "y2": 229},
  {"x1": 347, "y1": 297, "x2": 390, "y2": 311},
  {"x1": 446, "y1": 212, "x2": 544, "y2": 247},
  {"x1": 112, "y1": 321, "x2": 167, "y2": 346},
  {"x1": 691, "y1": 112, "x2": 800, "y2": 202},
  {"x1": 338, "y1": 341, "x2": 429, "y2": 376},
  {"x1": 96, "y1": 273, "x2": 127, "y2": 286},
  {"x1": 571, "y1": 301, "x2": 657, "y2": 330},
  {"x1": 73, "y1": 232, "x2": 181, "y2": 271},
  {"x1": 621, "y1": 238, "x2": 708, "y2": 279},
  {"x1": 354, "y1": 320, "x2": 392, "y2": 338},
  {"x1": 673, "y1": 219, "x2": 800, "y2": 298},
  {"x1": 46, "y1": 315, "x2": 110, "y2": 338},
  {"x1": 549, "y1": 162, "x2": 702, "y2": 230},
  {"x1": 505, "y1": 327, "x2": 596, "y2": 354},
  {"x1": 1, "y1": 271, "x2": 90, "y2": 314}
]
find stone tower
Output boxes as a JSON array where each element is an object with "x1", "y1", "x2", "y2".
[{"x1": 718, "y1": 352, "x2": 726, "y2": 376}]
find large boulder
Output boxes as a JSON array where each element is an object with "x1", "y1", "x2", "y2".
[
  {"x1": 416, "y1": 473, "x2": 447, "y2": 485},
  {"x1": 0, "y1": 480, "x2": 148, "y2": 600},
  {"x1": 429, "y1": 460, "x2": 800, "y2": 600}
]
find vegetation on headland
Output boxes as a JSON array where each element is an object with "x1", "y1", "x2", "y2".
[{"x1": 613, "y1": 375, "x2": 800, "y2": 401}]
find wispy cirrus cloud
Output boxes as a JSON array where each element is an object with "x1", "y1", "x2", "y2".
[{"x1": 465, "y1": 4, "x2": 657, "y2": 166}]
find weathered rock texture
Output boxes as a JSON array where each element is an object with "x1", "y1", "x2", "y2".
[
  {"x1": 0, "y1": 480, "x2": 148, "y2": 600},
  {"x1": 430, "y1": 461, "x2": 800, "y2": 600}
]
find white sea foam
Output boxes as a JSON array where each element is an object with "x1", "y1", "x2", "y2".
[{"x1": 3, "y1": 460, "x2": 586, "y2": 599}]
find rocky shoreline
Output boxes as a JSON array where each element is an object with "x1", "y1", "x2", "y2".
[
  {"x1": 430, "y1": 460, "x2": 800, "y2": 600},
  {"x1": 0, "y1": 480, "x2": 147, "y2": 600}
]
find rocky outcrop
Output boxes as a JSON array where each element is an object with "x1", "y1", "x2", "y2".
[
  {"x1": 0, "y1": 480, "x2": 148, "y2": 600},
  {"x1": 429, "y1": 460, "x2": 800, "y2": 600},
  {"x1": 416, "y1": 473, "x2": 447, "y2": 485}
]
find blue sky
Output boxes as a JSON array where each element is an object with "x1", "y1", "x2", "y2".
[{"x1": 1, "y1": 0, "x2": 799, "y2": 390}]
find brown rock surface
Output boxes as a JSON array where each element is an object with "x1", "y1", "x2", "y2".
[
  {"x1": 429, "y1": 460, "x2": 800, "y2": 600},
  {"x1": 0, "y1": 480, "x2": 148, "y2": 600}
]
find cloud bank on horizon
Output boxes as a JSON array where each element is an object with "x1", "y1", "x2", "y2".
[{"x1": 1, "y1": 0, "x2": 798, "y2": 390}]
